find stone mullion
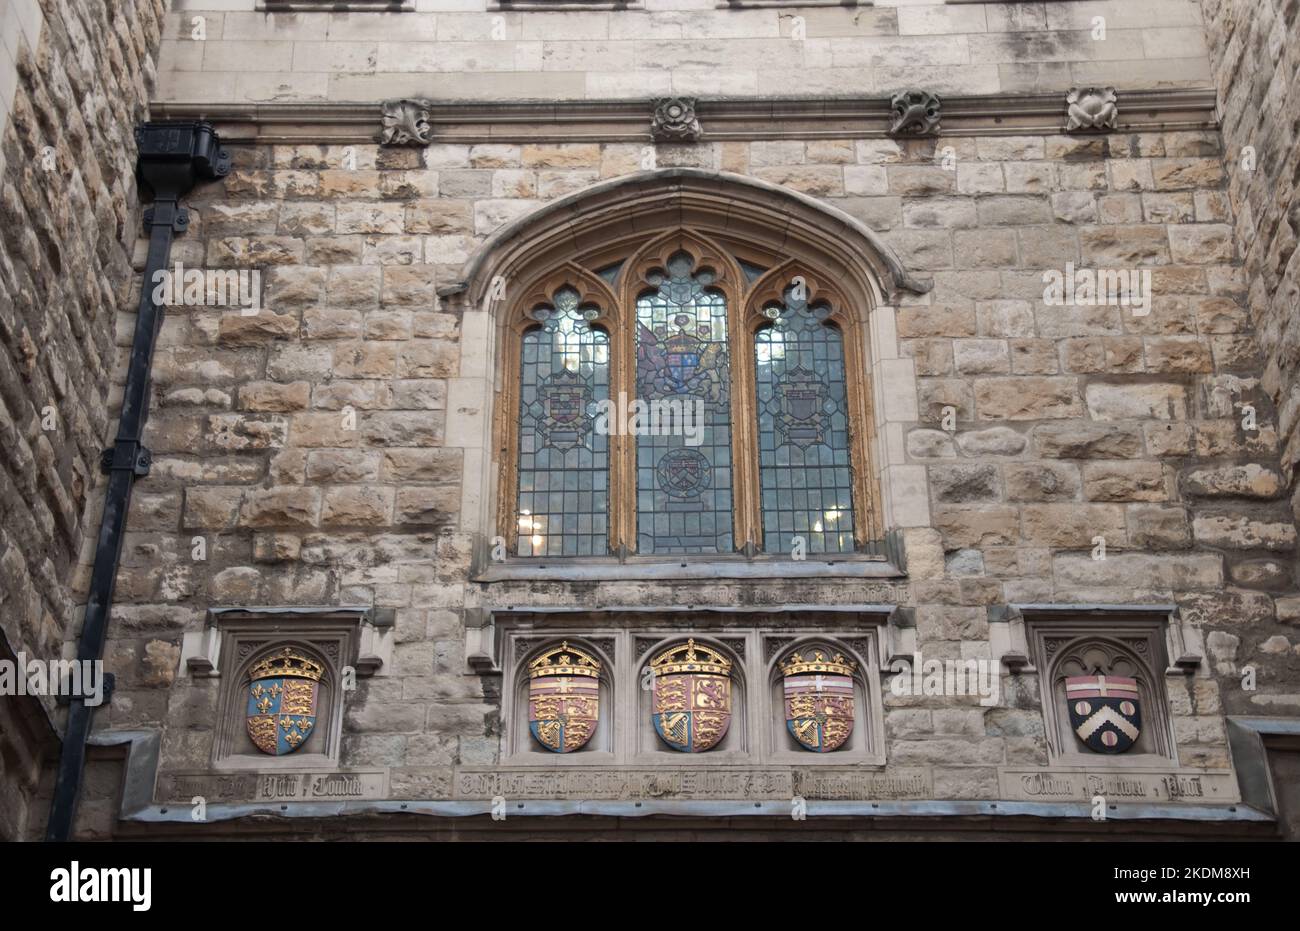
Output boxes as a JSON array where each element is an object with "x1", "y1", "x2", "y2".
[
  {"x1": 611, "y1": 304, "x2": 637, "y2": 557},
  {"x1": 730, "y1": 309, "x2": 763, "y2": 555}
]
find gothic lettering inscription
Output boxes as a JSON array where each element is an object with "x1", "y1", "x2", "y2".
[
  {"x1": 157, "y1": 771, "x2": 387, "y2": 804},
  {"x1": 998, "y1": 768, "x2": 1236, "y2": 804},
  {"x1": 455, "y1": 768, "x2": 931, "y2": 801}
]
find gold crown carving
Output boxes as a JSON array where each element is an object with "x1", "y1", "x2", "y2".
[
  {"x1": 528, "y1": 641, "x2": 601, "y2": 679},
  {"x1": 650, "y1": 638, "x2": 732, "y2": 677},
  {"x1": 780, "y1": 650, "x2": 857, "y2": 678},
  {"x1": 249, "y1": 647, "x2": 325, "y2": 682}
]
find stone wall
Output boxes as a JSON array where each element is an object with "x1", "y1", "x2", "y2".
[
  {"x1": 157, "y1": 0, "x2": 1213, "y2": 103},
  {"x1": 1200, "y1": 0, "x2": 1300, "y2": 517},
  {"x1": 0, "y1": 0, "x2": 169, "y2": 840},
  {"x1": 76, "y1": 123, "x2": 1300, "y2": 835}
]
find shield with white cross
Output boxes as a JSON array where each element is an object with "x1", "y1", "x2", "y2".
[{"x1": 1066, "y1": 674, "x2": 1141, "y2": 754}]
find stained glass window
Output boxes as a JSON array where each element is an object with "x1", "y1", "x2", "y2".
[
  {"x1": 634, "y1": 252, "x2": 734, "y2": 554},
  {"x1": 754, "y1": 290, "x2": 856, "y2": 554},
  {"x1": 515, "y1": 288, "x2": 609, "y2": 556}
]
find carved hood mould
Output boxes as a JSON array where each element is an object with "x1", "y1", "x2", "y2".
[{"x1": 441, "y1": 168, "x2": 934, "y2": 306}]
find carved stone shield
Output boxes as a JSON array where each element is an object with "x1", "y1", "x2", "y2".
[
  {"x1": 780, "y1": 651, "x2": 856, "y2": 752},
  {"x1": 1066, "y1": 674, "x2": 1141, "y2": 753},
  {"x1": 527, "y1": 641, "x2": 601, "y2": 753},
  {"x1": 650, "y1": 639, "x2": 732, "y2": 753},
  {"x1": 246, "y1": 647, "x2": 324, "y2": 756}
]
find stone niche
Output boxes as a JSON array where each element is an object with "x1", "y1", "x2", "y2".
[
  {"x1": 487, "y1": 609, "x2": 889, "y2": 770},
  {"x1": 178, "y1": 607, "x2": 391, "y2": 771}
]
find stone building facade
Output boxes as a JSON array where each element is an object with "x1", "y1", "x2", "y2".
[{"x1": 1, "y1": 0, "x2": 1298, "y2": 840}]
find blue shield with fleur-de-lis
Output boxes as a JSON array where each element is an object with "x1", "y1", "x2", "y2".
[{"x1": 245, "y1": 647, "x2": 323, "y2": 756}]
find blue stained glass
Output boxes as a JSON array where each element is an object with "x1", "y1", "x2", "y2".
[
  {"x1": 515, "y1": 288, "x2": 609, "y2": 557},
  {"x1": 754, "y1": 290, "x2": 856, "y2": 554},
  {"x1": 635, "y1": 251, "x2": 734, "y2": 554}
]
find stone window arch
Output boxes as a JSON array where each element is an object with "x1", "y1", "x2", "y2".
[{"x1": 465, "y1": 171, "x2": 933, "y2": 564}]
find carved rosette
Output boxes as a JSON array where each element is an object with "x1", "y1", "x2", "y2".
[
  {"x1": 1065, "y1": 86, "x2": 1119, "y2": 132},
  {"x1": 651, "y1": 97, "x2": 702, "y2": 143},
  {"x1": 887, "y1": 89, "x2": 941, "y2": 138},
  {"x1": 380, "y1": 98, "x2": 433, "y2": 146}
]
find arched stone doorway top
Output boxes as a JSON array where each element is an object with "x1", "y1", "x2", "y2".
[{"x1": 440, "y1": 168, "x2": 934, "y2": 311}]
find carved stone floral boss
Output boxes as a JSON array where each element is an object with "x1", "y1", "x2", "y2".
[
  {"x1": 1065, "y1": 87, "x2": 1119, "y2": 132},
  {"x1": 245, "y1": 647, "x2": 324, "y2": 756}
]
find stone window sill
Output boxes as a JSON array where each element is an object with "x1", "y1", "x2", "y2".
[
  {"x1": 475, "y1": 555, "x2": 904, "y2": 583},
  {"x1": 489, "y1": 1, "x2": 645, "y2": 10},
  {"x1": 257, "y1": 1, "x2": 414, "y2": 11},
  {"x1": 718, "y1": 0, "x2": 871, "y2": 7}
]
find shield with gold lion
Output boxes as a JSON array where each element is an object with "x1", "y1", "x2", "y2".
[
  {"x1": 650, "y1": 639, "x2": 732, "y2": 753},
  {"x1": 528, "y1": 641, "x2": 601, "y2": 753},
  {"x1": 246, "y1": 647, "x2": 324, "y2": 756},
  {"x1": 780, "y1": 650, "x2": 856, "y2": 752}
]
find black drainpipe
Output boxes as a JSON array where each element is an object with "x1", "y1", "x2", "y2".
[{"x1": 45, "y1": 122, "x2": 229, "y2": 841}]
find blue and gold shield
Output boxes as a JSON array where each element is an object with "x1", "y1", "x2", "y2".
[
  {"x1": 527, "y1": 641, "x2": 601, "y2": 753},
  {"x1": 1066, "y1": 674, "x2": 1141, "y2": 753},
  {"x1": 245, "y1": 647, "x2": 324, "y2": 756},
  {"x1": 780, "y1": 651, "x2": 856, "y2": 752},
  {"x1": 650, "y1": 639, "x2": 732, "y2": 753}
]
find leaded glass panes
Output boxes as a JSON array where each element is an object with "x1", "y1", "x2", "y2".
[
  {"x1": 515, "y1": 288, "x2": 609, "y2": 556},
  {"x1": 634, "y1": 251, "x2": 734, "y2": 554},
  {"x1": 754, "y1": 291, "x2": 855, "y2": 554}
]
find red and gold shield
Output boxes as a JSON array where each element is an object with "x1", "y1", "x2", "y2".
[
  {"x1": 780, "y1": 650, "x2": 856, "y2": 752},
  {"x1": 650, "y1": 639, "x2": 732, "y2": 753},
  {"x1": 528, "y1": 641, "x2": 600, "y2": 753},
  {"x1": 245, "y1": 647, "x2": 324, "y2": 756}
]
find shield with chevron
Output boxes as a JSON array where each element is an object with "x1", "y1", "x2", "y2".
[{"x1": 1066, "y1": 674, "x2": 1141, "y2": 753}]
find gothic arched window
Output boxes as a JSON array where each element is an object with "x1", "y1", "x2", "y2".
[{"x1": 496, "y1": 230, "x2": 879, "y2": 560}]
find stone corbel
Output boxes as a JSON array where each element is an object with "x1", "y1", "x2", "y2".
[
  {"x1": 1164, "y1": 607, "x2": 1204, "y2": 676},
  {"x1": 464, "y1": 607, "x2": 499, "y2": 674},
  {"x1": 882, "y1": 605, "x2": 918, "y2": 670},
  {"x1": 183, "y1": 624, "x2": 223, "y2": 677},
  {"x1": 380, "y1": 98, "x2": 434, "y2": 146},
  {"x1": 1065, "y1": 86, "x2": 1119, "y2": 132},
  {"x1": 651, "y1": 97, "x2": 702, "y2": 143},
  {"x1": 988, "y1": 605, "x2": 1033, "y2": 672},
  {"x1": 887, "y1": 89, "x2": 941, "y2": 138}
]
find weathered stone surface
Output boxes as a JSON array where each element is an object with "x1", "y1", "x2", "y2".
[
  {"x1": 1182, "y1": 464, "x2": 1284, "y2": 500},
  {"x1": 975, "y1": 377, "x2": 1082, "y2": 420},
  {"x1": 1081, "y1": 461, "x2": 1167, "y2": 502}
]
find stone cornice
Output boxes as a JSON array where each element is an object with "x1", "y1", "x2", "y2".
[{"x1": 150, "y1": 88, "x2": 1218, "y2": 146}]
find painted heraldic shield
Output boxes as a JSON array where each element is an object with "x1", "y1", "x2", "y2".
[
  {"x1": 246, "y1": 647, "x2": 324, "y2": 756},
  {"x1": 650, "y1": 638, "x2": 732, "y2": 753},
  {"x1": 1066, "y1": 674, "x2": 1141, "y2": 753},
  {"x1": 527, "y1": 641, "x2": 601, "y2": 753},
  {"x1": 780, "y1": 651, "x2": 857, "y2": 752}
]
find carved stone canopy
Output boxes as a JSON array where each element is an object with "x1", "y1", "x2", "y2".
[
  {"x1": 380, "y1": 99, "x2": 433, "y2": 146},
  {"x1": 651, "y1": 97, "x2": 702, "y2": 143},
  {"x1": 1065, "y1": 86, "x2": 1119, "y2": 132},
  {"x1": 887, "y1": 89, "x2": 941, "y2": 138}
]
